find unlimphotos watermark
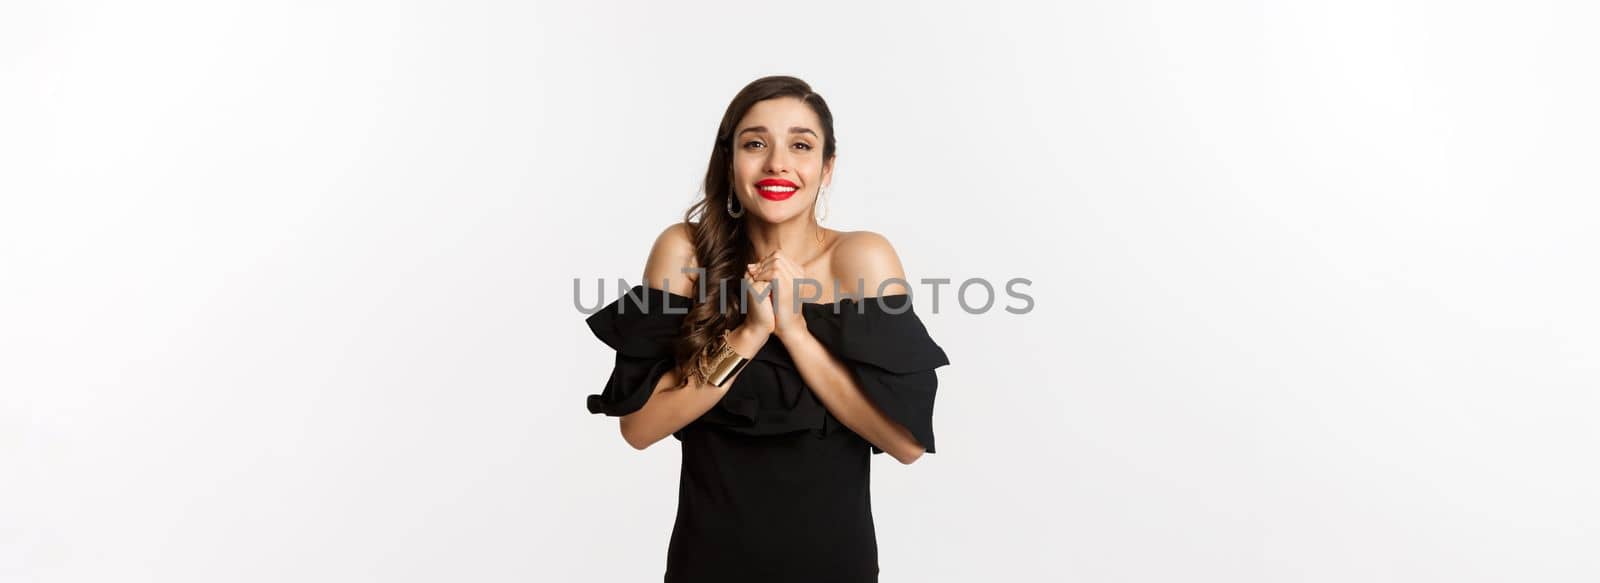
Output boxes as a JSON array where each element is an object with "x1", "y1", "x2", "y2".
[{"x1": 573, "y1": 270, "x2": 1033, "y2": 315}]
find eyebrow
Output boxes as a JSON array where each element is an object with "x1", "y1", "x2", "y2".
[{"x1": 736, "y1": 125, "x2": 818, "y2": 139}]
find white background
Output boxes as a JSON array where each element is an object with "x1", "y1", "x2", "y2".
[{"x1": 3, "y1": 1, "x2": 1597, "y2": 581}]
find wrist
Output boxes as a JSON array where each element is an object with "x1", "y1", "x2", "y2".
[
  {"x1": 773, "y1": 319, "x2": 811, "y2": 344},
  {"x1": 728, "y1": 323, "x2": 770, "y2": 357}
]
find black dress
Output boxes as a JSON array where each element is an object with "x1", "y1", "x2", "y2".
[{"x1": 584, "y1": 284, "x2": 950, "y2": 582}]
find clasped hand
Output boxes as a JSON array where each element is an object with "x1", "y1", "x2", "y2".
[{"x1": 742, "y1": 249, "x2": 815, "y2": 338}]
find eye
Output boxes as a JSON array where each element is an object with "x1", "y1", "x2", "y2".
[
  {"x1": 794, "y1": 142, "x2": 813, "y2": 151},
  {"x1": 743, "y1": 140, "x2": 764, "y2": 150}
]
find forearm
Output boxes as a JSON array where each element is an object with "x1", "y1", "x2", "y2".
[
  {"x1": 777, "y1": 326, "x2": 926, "y2": 464},
  {"x1": 618, "y1": 324, "x2": 768, "y2": 449}
]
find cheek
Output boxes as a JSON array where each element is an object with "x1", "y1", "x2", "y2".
[{"x1": 733, "y1": 160, "x2": 760, "y2": 180}]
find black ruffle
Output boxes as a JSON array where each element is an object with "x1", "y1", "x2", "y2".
[
  {"x1": 801, "y1": 294, "x2": 950, "y2": 454},
  {"x1": 694, "y1": 339, "x2": 831, "y2": 437},
  {"x1": 584, "y1": 286, "x2": 950, "y2": 453},
  {"x1": 583, "y1": 285, "x2": 691, "y2": 416}
]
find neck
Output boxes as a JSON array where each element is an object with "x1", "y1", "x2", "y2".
[{"x1": 746, "y1": 216, "x2": 824, "y2": 262}]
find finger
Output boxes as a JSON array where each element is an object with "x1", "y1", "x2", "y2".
[
  {"x1": 749, "y1": 263, "x2": 781, "y2": 285},
  {"x1": 766, "y1": 273, "x2": 792, "y2": 292},
  {"x1": 769, "y1": 264, "x2": 801, "y2": 286},
  {"x1": 772, "y1": 258, "x2": 800, "y2": 276},
  {"x1": 772, "y1": 256, "x2": 802, "y2": 276}
]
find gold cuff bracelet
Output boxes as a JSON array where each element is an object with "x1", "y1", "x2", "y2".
[{"x1": 698, "y1": 329, "x2": 752, "y2": 387}]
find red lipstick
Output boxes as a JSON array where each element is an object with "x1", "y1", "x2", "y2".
[{"x1": 755, "y1": 178, "x2": 798, "y2": 202}]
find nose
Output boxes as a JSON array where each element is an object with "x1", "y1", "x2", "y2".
[{"x1": 762, "y1": 148, "x2": 791, "y2": 176}]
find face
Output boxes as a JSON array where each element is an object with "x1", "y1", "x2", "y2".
[{"x1": 729, "y1": 96, "x2": 834, "y2": 225}]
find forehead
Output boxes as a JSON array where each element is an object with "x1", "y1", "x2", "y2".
[{"x1": 736, "y1": 97, "x2": 821, "y2": 132}]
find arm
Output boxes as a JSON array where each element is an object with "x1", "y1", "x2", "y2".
[
  {"x1": 616, "y1": 223, "x2": 769, "y2": 450},
  {"x1": 778, "y1": 325, "x2": 926, "y2": 464},
  {"x1": 619, "y1": 324, "x2": 767, "y2": 450},
  {"x1": 778, "y1": 231, "x2": 927, "y2": 464}
]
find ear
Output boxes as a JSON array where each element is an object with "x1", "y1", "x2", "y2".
[{"x1": 822, "y1": 156, "x2": 836, "y2": 188}]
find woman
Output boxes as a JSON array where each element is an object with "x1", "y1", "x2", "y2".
[{"x1": 584, "y1": 75, "x2": 950, "y2": 582}]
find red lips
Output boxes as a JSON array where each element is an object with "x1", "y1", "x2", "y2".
[{"x1": 755, "y1": 178, "x2": 798, "y2": 202}]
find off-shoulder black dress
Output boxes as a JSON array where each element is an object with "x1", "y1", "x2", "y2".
[{"x1": 584, "y1": 284, "x2": 950, "y2": 582}]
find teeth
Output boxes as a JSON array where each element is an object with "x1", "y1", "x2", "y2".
[{"x1": 758, "y1": 185, "x2": 797, "y2": 192}]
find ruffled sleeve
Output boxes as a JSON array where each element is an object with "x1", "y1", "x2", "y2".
[
  {"x1": 584, "y1": 285, "x2": 692, "y2": 416},
  {"x1": 801, "y1": 294, "x2": 951, "y2": 454}
]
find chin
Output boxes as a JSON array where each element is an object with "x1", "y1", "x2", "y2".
[
  {"x1": 749, "y1": 199, "x2": 813, "y2": 223},
  {"x1": 751, "y1": 207, "x2": 809, "y2": 224}
]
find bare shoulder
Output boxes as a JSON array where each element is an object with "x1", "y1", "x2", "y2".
[
  {"x1": 830, "y1": 230, "x2": 911, "y2": 296},
  {"x1": 642, "y1": 221, "x2": 699, "y2": 296}
]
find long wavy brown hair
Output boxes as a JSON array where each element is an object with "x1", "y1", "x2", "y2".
[{"x1": 665, "y1": 75, "x2": 838, "y2": 389}]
